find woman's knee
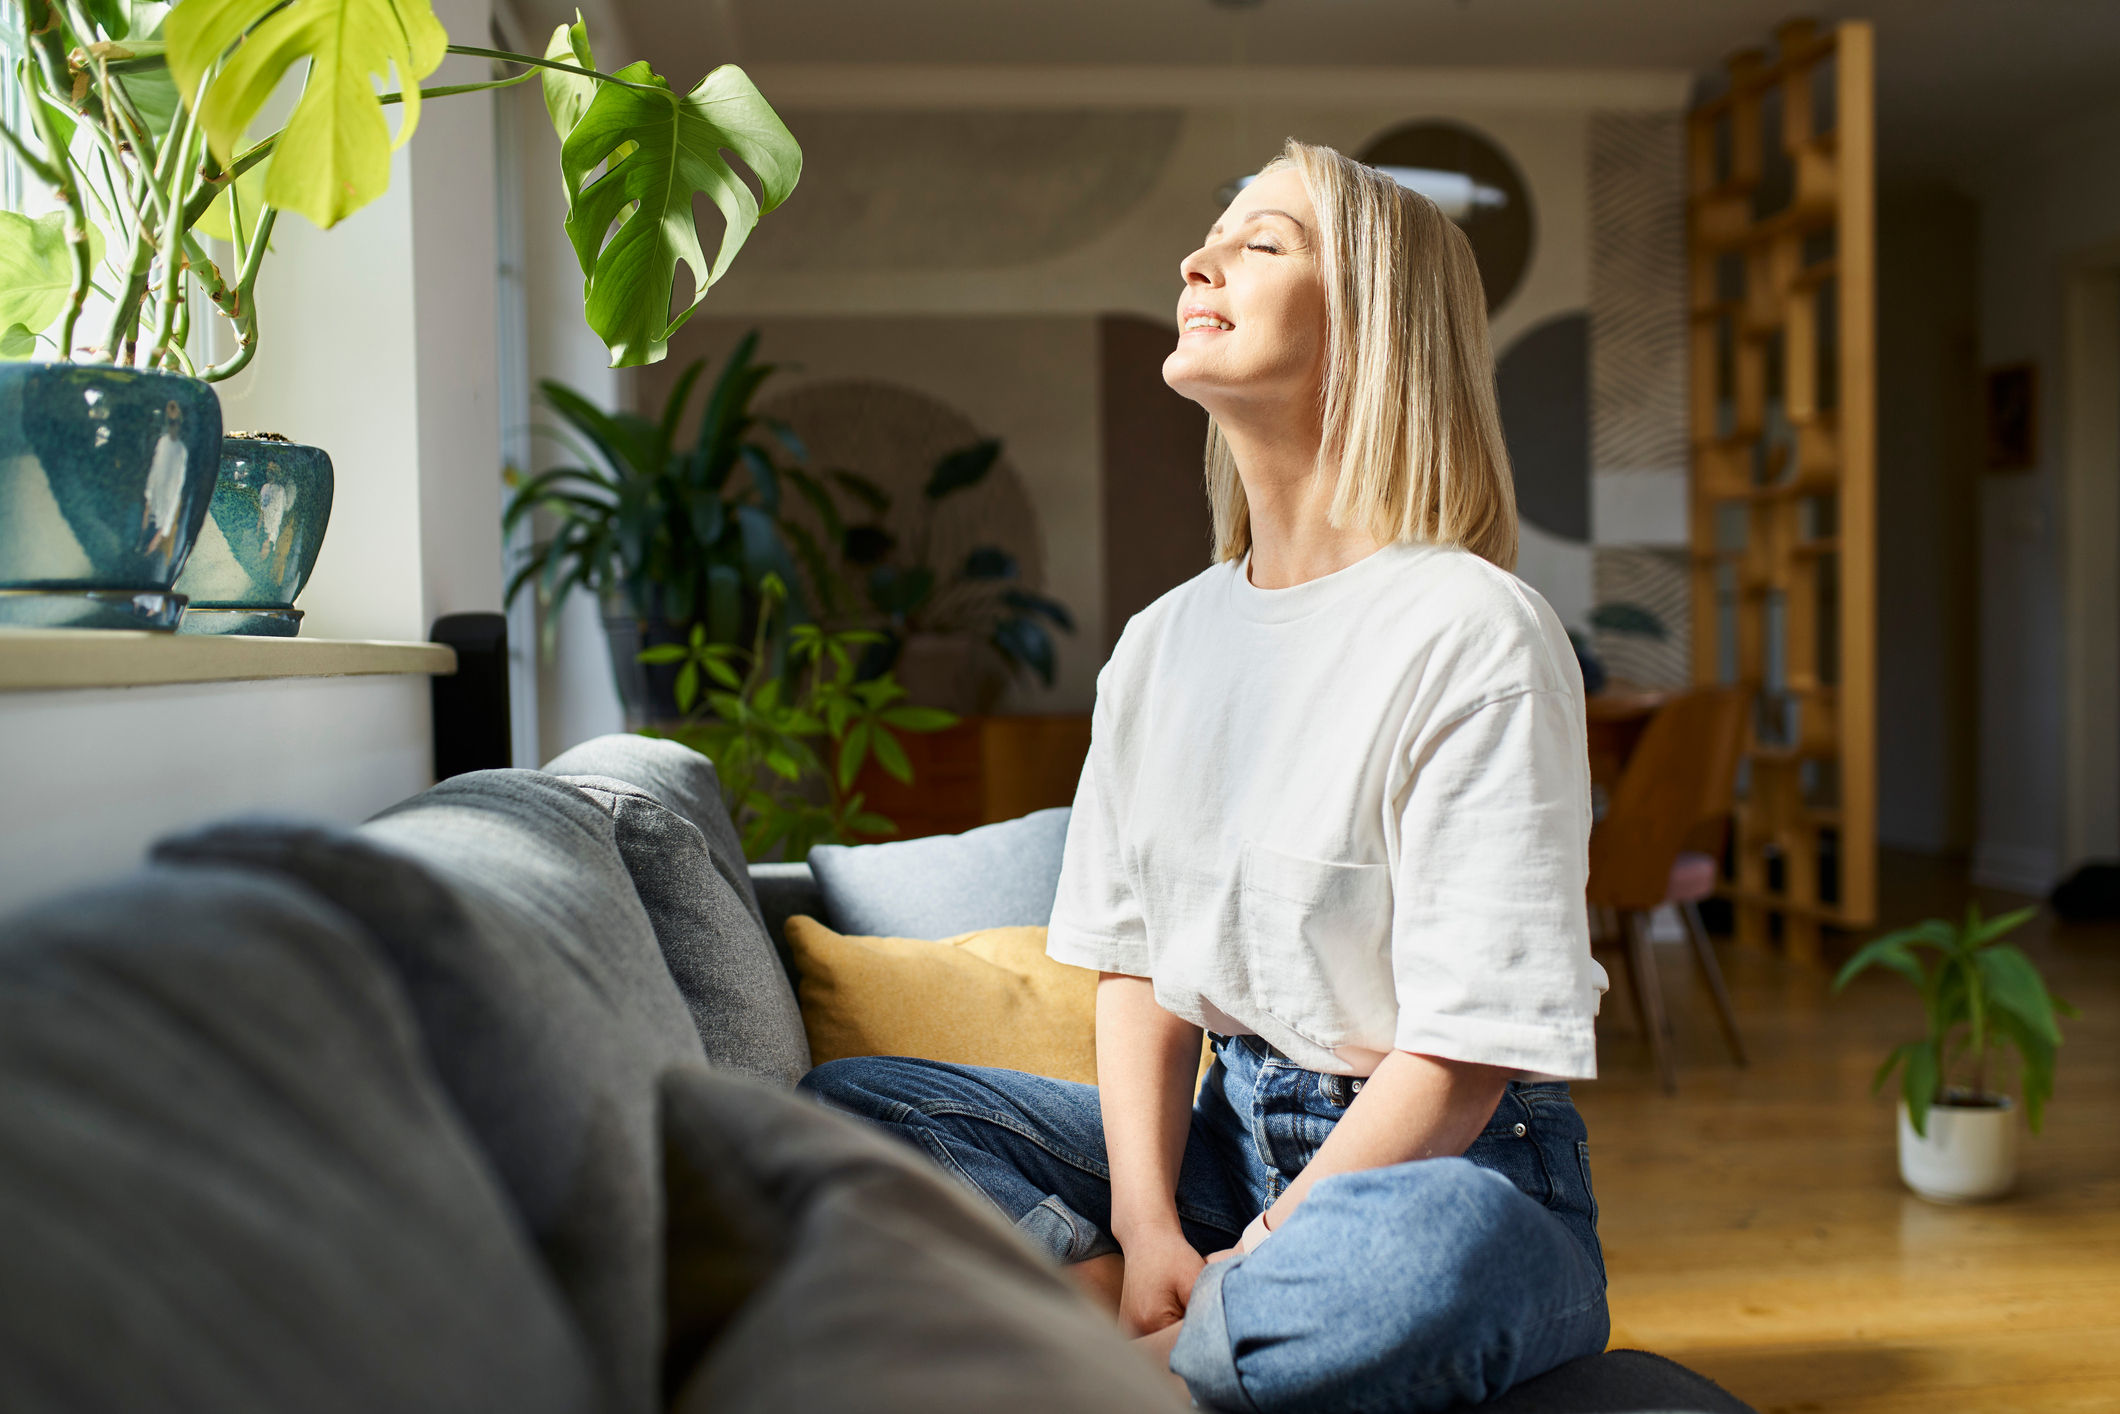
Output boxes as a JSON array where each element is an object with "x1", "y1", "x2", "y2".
[
  {"x1": 796, "y1": 1055, "x2": 928, "y2": 1120},
  {"x1": 1290, "y1": 1159, "x2": 1599, "y2": 1352}
]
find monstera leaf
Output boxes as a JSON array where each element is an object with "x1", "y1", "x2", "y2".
[
  {"x1": 540, "y1": 12, "x2": 597, "y2": 142},
  {"x1": 0, "y1": 213, "x2": 108, "y2": 357},
  {"x1": 556, "y1": 61, "x2": 800, "y2": 367},
  {"x1": 167, "y1": 0, "x2": 447, "y2": 229}
]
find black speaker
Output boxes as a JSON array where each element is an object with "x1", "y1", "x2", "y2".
[{"x1": 431, "y1": 612, "x2": 512, "y2": 780}]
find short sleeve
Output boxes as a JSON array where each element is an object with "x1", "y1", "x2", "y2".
[
  {"x1": 1390, "y1": 689, "x2": 1601, "y2": 1078},
  {"x1": 1046, "y1": 699, "x2": 1150, "y2": 977}
]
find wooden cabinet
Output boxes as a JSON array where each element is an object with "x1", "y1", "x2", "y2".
[{"x1": 855, "y1": 714, "x2": 1091, "y2": 840}]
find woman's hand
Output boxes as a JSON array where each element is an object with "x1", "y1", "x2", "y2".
[{"x1": 1117, "y1": 1228, "x2": 1206, "y2": 1336}]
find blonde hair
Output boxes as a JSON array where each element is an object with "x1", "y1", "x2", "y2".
[{"x1": 1206, "y1": 138, "x2": 1519, "y2": 571}]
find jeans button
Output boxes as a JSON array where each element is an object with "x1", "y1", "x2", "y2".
[{"x1": 1513, "y1": 1122, "x2": 1528, "y2": 1137}]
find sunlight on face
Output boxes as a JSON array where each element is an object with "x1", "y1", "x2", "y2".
[{"x1": 1161, "y1": 167, "x2": 1330, "y2": 421}]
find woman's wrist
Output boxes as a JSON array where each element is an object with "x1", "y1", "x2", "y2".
[{"x1": 1110, "y1": 1207, "x2": 1188, "y2": 1250}]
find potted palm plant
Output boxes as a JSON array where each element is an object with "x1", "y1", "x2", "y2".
[
  {"x1": 1, "y1": 0, "x2": 798, "y2": 631},
  {"x1": 1833, "y1": 903, "x2": 2073, "y2": 1203},
  {"x1": 504, "y1": 331, "x2": 837, "y2": 724}
]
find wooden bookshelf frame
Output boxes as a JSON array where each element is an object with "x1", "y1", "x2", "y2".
[{"x1": 1687, "y1": 19, "x2": 1876, "y2": 959}]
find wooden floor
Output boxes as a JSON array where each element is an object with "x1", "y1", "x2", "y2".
[{"x1": 1576, "y1": 853, "x2": 2120, "y2": 1413}]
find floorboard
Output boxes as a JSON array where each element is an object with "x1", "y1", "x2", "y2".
[{"x1": 1576, "y1": 852, "x2": 2120, "y2": 1414}]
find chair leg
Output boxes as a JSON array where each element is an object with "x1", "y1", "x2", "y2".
[
  {"x1": 1682, "y1": 900, "x2": 1748, "y2": 1067},
  {"x1": 1624, "y1": 910, "x2": 1677, "y2": 1094}
]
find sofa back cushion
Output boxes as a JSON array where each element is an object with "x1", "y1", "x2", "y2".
[
  {"x1": 658, "y1": 1066, "x2": 1190, "y2": 1414},
  {"x1": 544, "y1": 734, "x2": 764, "y2": 926},
  {"x1": 0, "y1": 867, "x2": 598, "y2": 1414},
  {"x1": 562, "y1": 773, "x2": 810, "y2": 1087},
  {"x1": 156, "y1": 770, "x2": 702, "y2": 1414},
  {"x1": 806, "y1": 806, "x2": 1072, "y2": 939}
]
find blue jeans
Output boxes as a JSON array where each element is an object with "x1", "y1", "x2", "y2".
[{"x1": 801, "y1": 1034, "x2": 1610, "y2": 1413}]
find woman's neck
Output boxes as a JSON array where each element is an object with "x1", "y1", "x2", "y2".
[{"x1": 1218, "y1": 410, "x2": 1383, "y2": 591}]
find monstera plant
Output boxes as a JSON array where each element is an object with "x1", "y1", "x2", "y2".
[
  {"x1": 0, "y1": 0, "x2": 800, "y2": 371},
  {"x1": 0, "y1": 0, "x2": 797, "y2": 635}
]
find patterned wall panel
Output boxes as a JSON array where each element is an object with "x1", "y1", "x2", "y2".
[
  {"x1": 1588, "y1": 112, "x2": 1688, "y2": 482},
  {"x1": 1593, "y1": 546, "x2": 1691, "y2": 688}
]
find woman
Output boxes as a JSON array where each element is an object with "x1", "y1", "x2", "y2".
[{"x1": 802, "y1": 138, "x2": 1610, "y2": 1413}]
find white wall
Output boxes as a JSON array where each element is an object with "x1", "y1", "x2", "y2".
[
  {"x1": 500, "y1": 77, "x2": 631, "y2": 761},
  {"x1": 1966, "y1": 98, "x2": 2120, "y2": 891},
  {"x1": 0, "y1": 0, "x2": 512, "y2": 913},
  {"x1": 1875, "y1": 185, "x2": 1980, "y2": 856},
  {"x1": 0, "y1": 678, "x2": 434, "y2": 909}
]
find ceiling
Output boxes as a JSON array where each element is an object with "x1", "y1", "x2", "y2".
[{"x1": 545, "y1": 0, "x2": 2120, "y2": 184}]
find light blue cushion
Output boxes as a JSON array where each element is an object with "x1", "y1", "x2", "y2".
[{"x1": 806, "y1": 809, "x2": 1071, "y2": 939}]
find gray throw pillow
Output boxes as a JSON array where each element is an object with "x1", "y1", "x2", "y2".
[
  {"x1": 155, "y1": 771, "x2": 702, "y2": 1414},
  {"x1": 807, "y1": 807, "x2": 1072, "y2": 938},
  {"x1": 561, "y1": 774, "x2": 810, "y2": 1087},
  {"x1": 657, "y1": 1065, "x2": 1190, "y2": 1414},
  {"x1": 0, "y1": 867, "x2": 598, "y2": 1414},
  {"x1": 544, "y1": 734, "x2": 764, "y2": 928}
]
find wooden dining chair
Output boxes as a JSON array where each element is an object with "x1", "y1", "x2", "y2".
[{"x1": 1587, "y1": 686, "x2": 1749, "y2": 1093}]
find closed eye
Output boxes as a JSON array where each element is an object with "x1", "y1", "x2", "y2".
[{"x1": 1247, "y1": 243, "x2": 1281, "y2": 254}]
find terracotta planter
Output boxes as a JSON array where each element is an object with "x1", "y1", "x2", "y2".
[{"x1": 1898, "y1": 1094, "x2": 2017, "y2": 1203}]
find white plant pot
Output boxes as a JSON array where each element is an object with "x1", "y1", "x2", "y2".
[{"x1": 1897, "y1": 1095, "x2": 2018, "y2": 1203}]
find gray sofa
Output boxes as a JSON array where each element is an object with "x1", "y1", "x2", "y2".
[{"x1": 0, "y1": 734, "x2": 1753, "y2": 1414}]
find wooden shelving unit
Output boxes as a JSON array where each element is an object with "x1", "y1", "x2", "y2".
[{"x1": 1686, "y1": 19, "x2": 1876, "y2": 960}]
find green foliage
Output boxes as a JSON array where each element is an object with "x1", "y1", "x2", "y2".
[
  {"x1": 642, "y1": 574, "x2": 956, "y2": 861},
  {"x1": 4, "y1": 0, "x2": 797, "y2": 375},
  {"x1": 0, "y1": 211, "x2": 106, "y2": 358},
  {"x1": 548, "y1": 49, "x2": 800, "y2": 368},
  {"x1": 1832, "y1": 904, "x2": 2073, "y2": 1137},
  {"x1": 504, "y1": 330, "x2": 833, "y2": 653},
  {"x1": 167, "y1": 0, "x2": 449, "y2": 229},
  {"x1": 834, "y1": 437, "x2": 1077, "y2": 689}
]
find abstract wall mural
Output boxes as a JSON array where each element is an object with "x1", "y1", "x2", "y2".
[
  {"x1": 1496, "y1": 312, "x2": 1591, "y2": 544},
  {"x1": 1357, "y1": 120, "x2": 1534, "y2": 315}
]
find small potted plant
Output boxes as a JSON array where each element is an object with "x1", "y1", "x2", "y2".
[{"x1": 1833, "y1": 904, "x2": 2072, "y2": 1203}]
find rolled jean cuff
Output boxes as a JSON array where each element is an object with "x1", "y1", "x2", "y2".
[
  {"x1": 1014, "y1": 1194, "x2": 1120, "y2": 1264},
  {"x1": 1169, "y1": 1255, "x2": 1260, "y2": 1412}
]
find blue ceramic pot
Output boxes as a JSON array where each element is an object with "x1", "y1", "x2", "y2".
[
  {"x1": 0, "y1": 363, "x2": 222, "y2": 630},
  {"x1": 174, "y1": 436, "x2": 334, "y2": 638}
]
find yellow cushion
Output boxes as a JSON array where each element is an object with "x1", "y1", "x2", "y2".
[{"x1": 786, "y1": 917, "x2": 1101, "y2": 1084}]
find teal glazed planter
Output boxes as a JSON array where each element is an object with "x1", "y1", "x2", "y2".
[
  {"x1": 174, "y1": 435, "x2": 334, "y2": 638},
  {"x1": 0, "y1": 363, "x2": 223, "y2": 630}
]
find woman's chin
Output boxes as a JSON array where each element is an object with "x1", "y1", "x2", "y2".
[{"x1": 1160, "y1": 353, "x2": 1226, "y2": 406}]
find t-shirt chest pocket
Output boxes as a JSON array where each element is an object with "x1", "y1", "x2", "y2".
[{"x1": 1238, "y1": 842, "x2": 1394, "y2": 1047}]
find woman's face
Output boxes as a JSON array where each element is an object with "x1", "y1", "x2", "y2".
[{"x1": 1161, "y1": 166, "x2": 1329, "y2": 420}]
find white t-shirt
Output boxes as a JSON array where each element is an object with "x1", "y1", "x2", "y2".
[{"x1": 1047, "y1": 541, "x2": 1606, "y2": 1080}]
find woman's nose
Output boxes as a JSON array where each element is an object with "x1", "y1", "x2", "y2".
[{"x1": 1180, "y1": 246, "x2": 1221, "y2": 287}]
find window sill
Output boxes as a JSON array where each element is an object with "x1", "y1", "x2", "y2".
[{"x1": 0, "y1": 629, "x2": 457, "y2": 692}]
